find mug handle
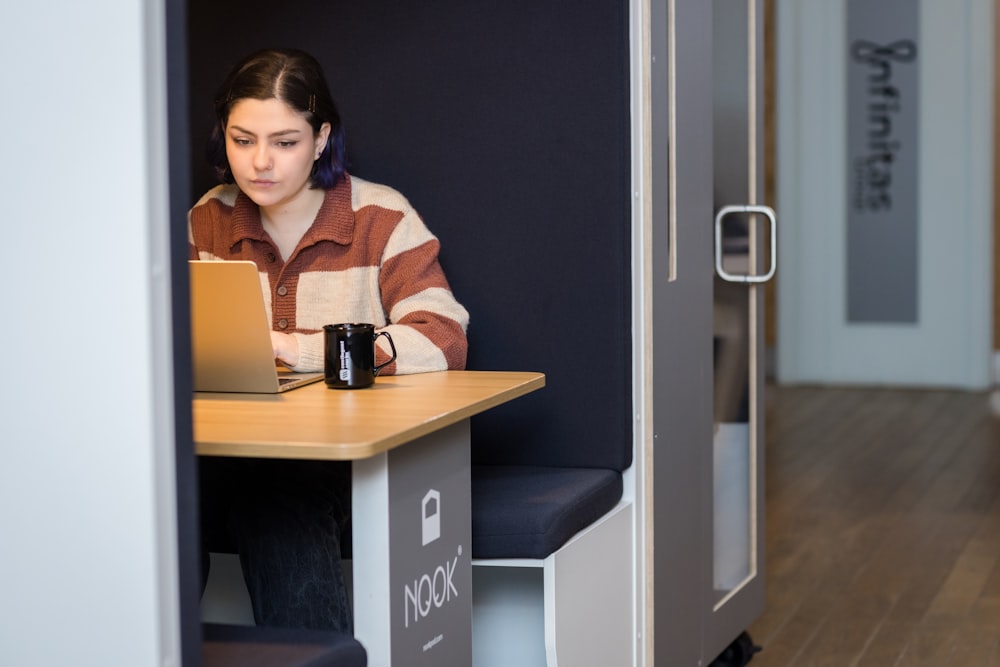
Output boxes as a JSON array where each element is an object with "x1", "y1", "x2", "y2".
[{"x1": 373, "y1": 330, "x2": 397, "y2": 376}]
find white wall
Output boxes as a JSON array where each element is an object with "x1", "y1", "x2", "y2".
[
  {"x1": 775, "y1": 0, "x2": 993, "y2": 389},
  {"x1": 0, "y1": 1, "x2": 180, "y2": 666}
]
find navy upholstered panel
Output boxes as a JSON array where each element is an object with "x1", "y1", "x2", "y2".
[
  {"x1": 187, "y1": 0, "x2": 633, "y2": 474},
  {"x1": 471, "y1": 465, "x2": 623, "y2": 560},
  {"x1": 203, "y1": 623, "x2": 367, "y2": 667},
  {"x1": 187, "y1": 3, "x2": 632, "y2": 561}
]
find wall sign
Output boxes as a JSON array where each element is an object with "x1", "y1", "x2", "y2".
[{"x1": 846, "y1": 0, "x2": 919, "y2": 323}]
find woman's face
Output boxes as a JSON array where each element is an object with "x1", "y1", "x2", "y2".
[{"x1": 224, "y1": 97, "x2": 331, "y2": 212}]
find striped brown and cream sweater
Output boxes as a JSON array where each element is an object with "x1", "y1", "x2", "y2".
[{"x1": 188, "y1": 174, "x2": 469, "y2": 375}]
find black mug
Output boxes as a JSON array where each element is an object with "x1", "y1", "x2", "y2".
[{"x1": 323, "y1": 323, "x2": 397, "y2": 389}]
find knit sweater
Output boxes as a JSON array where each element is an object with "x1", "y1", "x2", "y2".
[{"x1": 188, "y1": 174, "x2": 469, "y2": 375}]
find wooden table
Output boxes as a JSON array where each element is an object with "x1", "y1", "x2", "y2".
[{"x1": 193, "y1": 370, "x2": 544, "y2": 667}]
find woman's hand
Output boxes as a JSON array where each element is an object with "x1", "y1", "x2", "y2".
[{"x1": 270, "y1": 331, "x2": 300, "y2": 368}]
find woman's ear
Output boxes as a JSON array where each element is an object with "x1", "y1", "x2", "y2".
[{"x1": 317, "y1": 122, "x2": 332, "y2": 153}]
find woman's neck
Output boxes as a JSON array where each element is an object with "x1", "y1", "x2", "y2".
[{"x1": 260, "y1": 188, "x2": 326, "y2": 261}]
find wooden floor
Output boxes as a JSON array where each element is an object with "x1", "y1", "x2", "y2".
[{"x1": 746, "y1": 383, "x2": 1000, "y2": 666}]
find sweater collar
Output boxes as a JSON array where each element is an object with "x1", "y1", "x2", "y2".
[{"x1": 228, "y1": 174, "x2": 356, "y2": 248}]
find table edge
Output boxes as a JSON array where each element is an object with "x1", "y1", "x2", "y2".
[{"x1": 194, "y1": 371, "x2": 545, "y2": 460}]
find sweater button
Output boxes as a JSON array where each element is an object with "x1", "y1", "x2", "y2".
[
  {"x1": 265, "y1": 252, "x2": 276, "y2": 263},
  {"x1": 277, "y1": 285, "x2": 288, "y2": 297},
  {"x1": 277, "y1": 319, "x2": 288, "y2": 330}
]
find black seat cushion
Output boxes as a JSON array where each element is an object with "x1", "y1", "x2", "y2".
[
  {"x1": 471, "y1": 465, "x2": 623, "y2": 559},
  {"x1": 202, "y1": 623, "x2": 367, "y2": 667}
]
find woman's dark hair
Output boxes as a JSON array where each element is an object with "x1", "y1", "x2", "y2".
[{"x1": 206, "y1": 48, "x2": 346, "y2": 189}]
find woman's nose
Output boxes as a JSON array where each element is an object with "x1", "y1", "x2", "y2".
[{"x1": 253, "y1": 145, "x2": 272, "y2": 171}]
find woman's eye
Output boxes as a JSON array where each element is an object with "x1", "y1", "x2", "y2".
[
  {"x1": 276, "y1": 140, "x2": 298, "y2": 148},
  {"x1": 232, "y1": 137, "x2": 252, "y2": 146}
]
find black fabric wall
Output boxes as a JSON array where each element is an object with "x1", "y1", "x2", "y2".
[{"x1": 187, "y1": 1, "x2": 632, "y2": 471}]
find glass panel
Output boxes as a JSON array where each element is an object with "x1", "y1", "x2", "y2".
[{"x1": 711, "y1": 0, "x2": 755, "y2": 604}]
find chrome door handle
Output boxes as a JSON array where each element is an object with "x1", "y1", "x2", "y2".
[{"x1": 714, "y1": 205, "x2": 777, "y2": 284}]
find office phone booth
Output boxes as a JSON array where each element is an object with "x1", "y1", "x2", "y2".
[
  {"x1": 650, "y1": 0, "x2": 768, "y2": 664},
  {"x1": 176, "y1": 0, "x2": 767, "y2": 663}
]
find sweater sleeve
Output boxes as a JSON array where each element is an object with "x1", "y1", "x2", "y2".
[{"x1": 374, "y1": 210, "x2": 469, "y2": 375}]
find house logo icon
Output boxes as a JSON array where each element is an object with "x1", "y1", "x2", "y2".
[{"x1": 422, "y1": 489, "x2": 441, "y2": 546}]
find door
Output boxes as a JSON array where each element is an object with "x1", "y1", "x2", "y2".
[
  {"x1": 645, "y1": 0, "x2": 768, "y2": 664},
  {"x1": 774, "y1": 0, "x2": 992, "y2": 389}
]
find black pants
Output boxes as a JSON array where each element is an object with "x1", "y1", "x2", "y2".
[{"x1": 199, "y1": 457, "x2": 353, "y2": 633}]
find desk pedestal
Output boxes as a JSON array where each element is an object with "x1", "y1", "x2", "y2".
[{"x1": 352, "y1": 420, "x2": 472, "y2": 666}]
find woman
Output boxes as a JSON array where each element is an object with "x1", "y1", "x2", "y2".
[{"x1": 191, "y1": 48, "x2": 469, "y2": 632}]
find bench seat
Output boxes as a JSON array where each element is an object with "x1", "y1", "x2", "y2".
[{"x1": 471, "y1": 465, "x2": 623, "y2": 560}]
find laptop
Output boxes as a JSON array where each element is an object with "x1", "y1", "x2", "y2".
[{"x1": 189, "y1": 260, "x2": 325, "y2": 393}]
